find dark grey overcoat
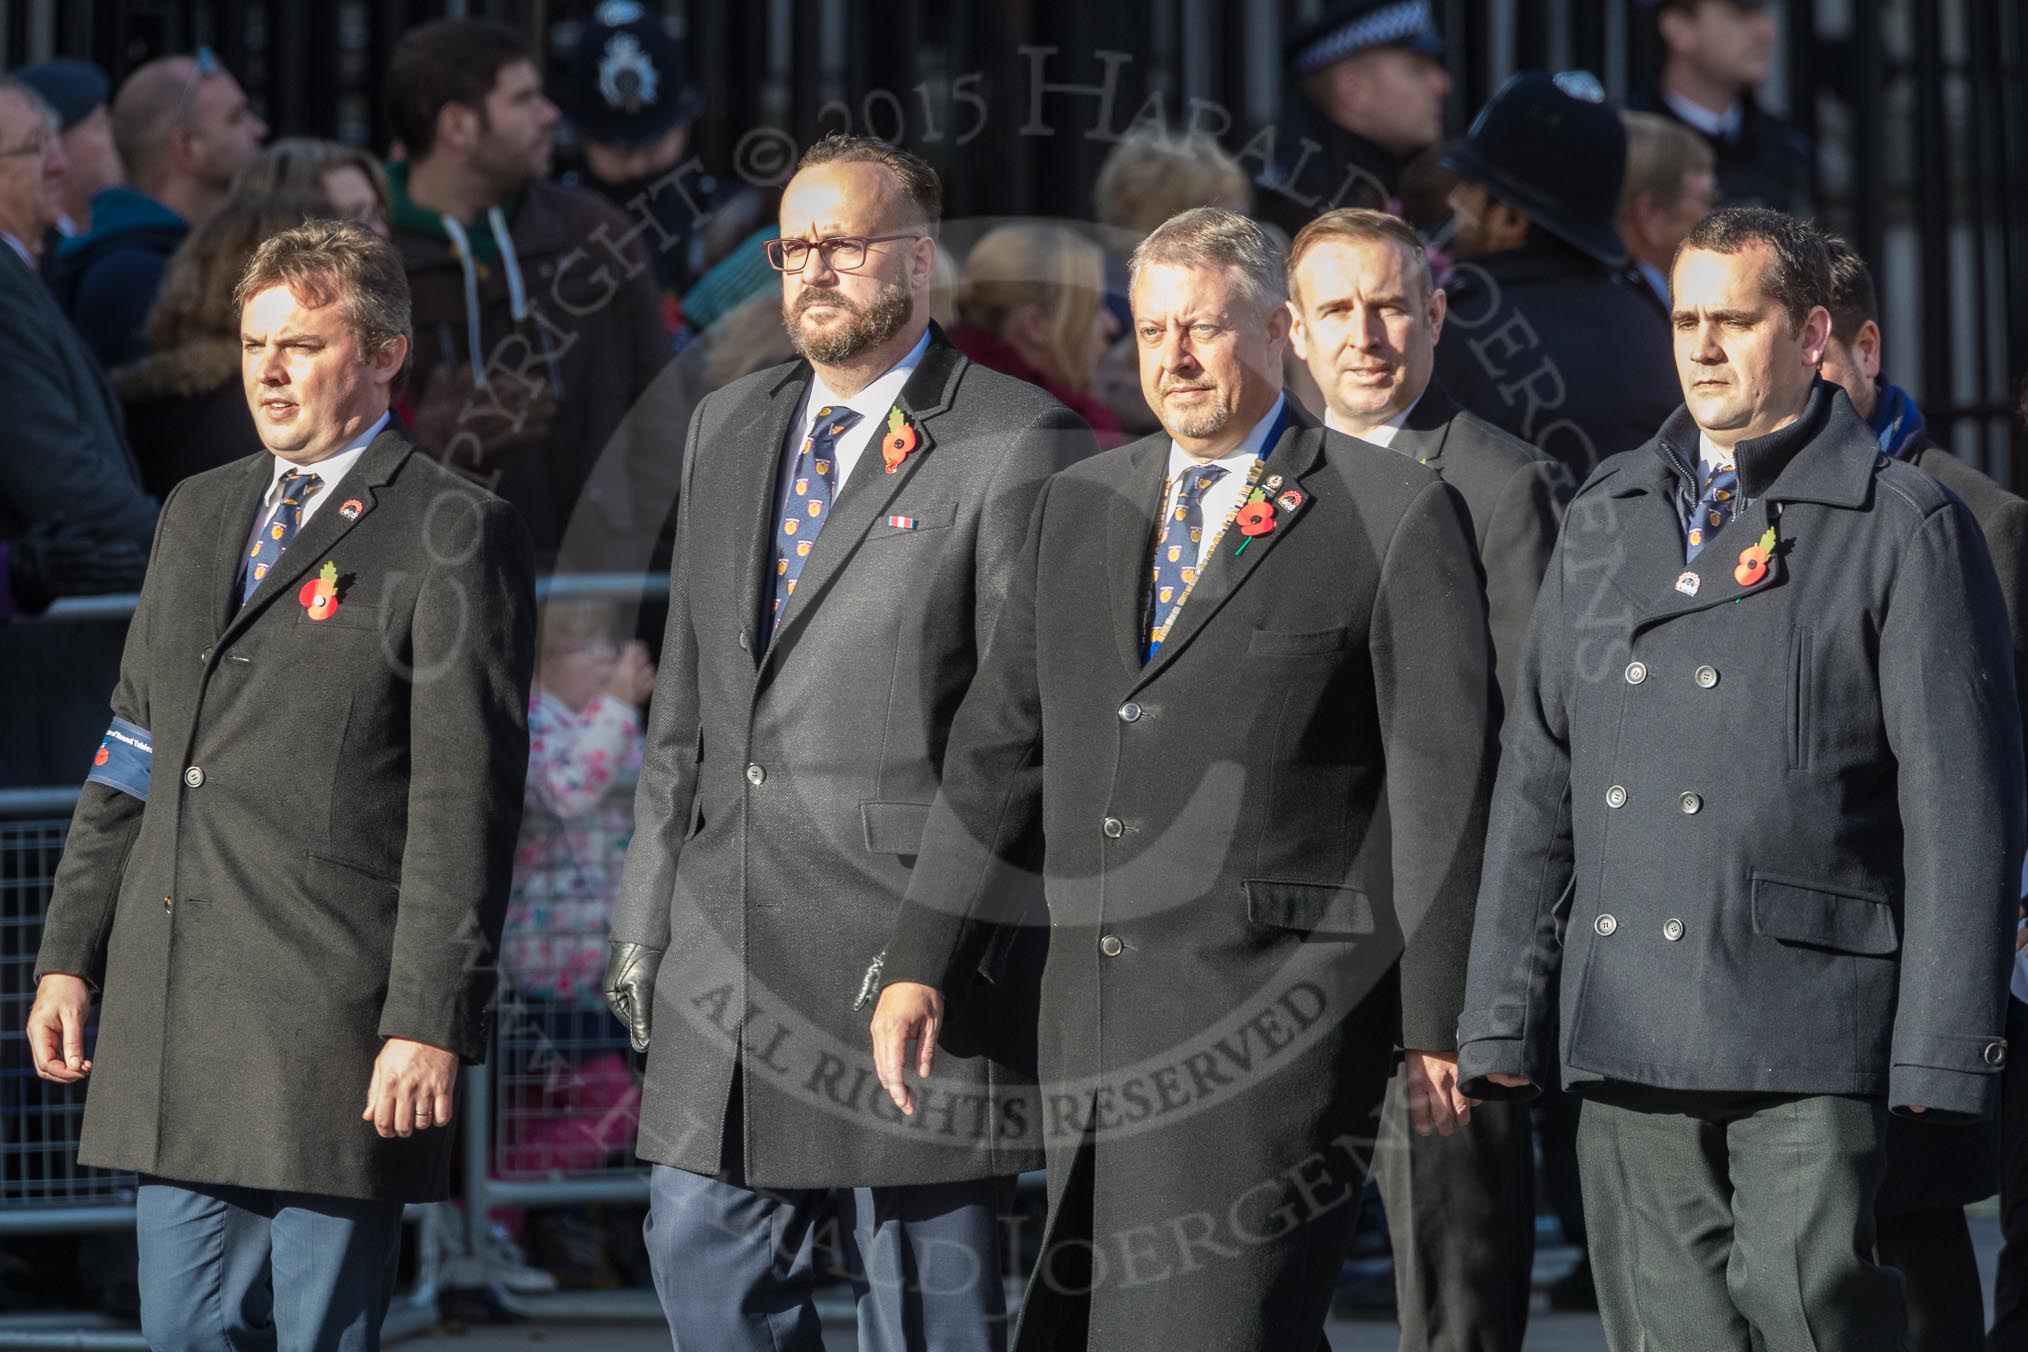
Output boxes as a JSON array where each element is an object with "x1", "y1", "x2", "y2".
[
  {"x1": 879, "y1": 406, "x2": 1500, "y2": 1350},
  {"x1": 608, "y1": 328, "x2": 1095, "y2": 1188},
  {"x1": 1458, "y1": 385, "x2": 2025, "y2": 1122},
  {"x1": 34, "y1": 428, "x2": 536, "y2": 1202}
]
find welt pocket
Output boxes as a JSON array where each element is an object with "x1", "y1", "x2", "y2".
[
  {"x1": 1750, "y1": 871, "x2": 1897, "y2": 955},
  {"x1": 1243, "y1": 879, "x2": 1375, "y2": 937},
  {"x1": 869, "y1": 502, "x2": 958, "y2": 536},
  {"x1": 306, "y1": 849, "x2": 400, "y2": 890},
  {"x1": 1246, "y1": 626, "x2": 1351, "y2": 657},
  {"x1": 861, "y1": 801, "x2": 933, "y2": 854},
  {"x1": 1787, "y1": 628, "x2": 1812, "y2": 769}
]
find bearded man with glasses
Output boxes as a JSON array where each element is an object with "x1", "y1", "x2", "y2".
[{"x1": 603, "y1": 132, "x2": 1095, "y2": 1350}]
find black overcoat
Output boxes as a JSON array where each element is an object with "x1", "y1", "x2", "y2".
[
  {"x1": 880, "y1": 406, "x2": 1500, "y2": 1350},
  {"x1": 1433, "y1": 238, "x2": 1680, "y2": 478},
  {"x1": 609, "y1": 330, "x2": 1094, "y2": 1188},
  {"x1": 34, "y1": 428, "x2": 537, "y2": 1202},
  {"x1": 1458, "y1": 386, "x2": 2025, "y2": 1123},
  {"x1": 1879, "y1": 439, "x2": 2028, "y2": 1212},
  {"x1": 1389, "y1": 384, "x2": 1572, "y2": 706}
]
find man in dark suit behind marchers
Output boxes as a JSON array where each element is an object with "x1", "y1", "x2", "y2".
[
  {"x1": 1457, "y1": 207, "x2": 2024, "y2": 1350},
  {"x1": 869, "y1": 207, "x2": 1499, "y2": 1351},
  {"x1": 1287, "y1": 206, "x2": 1569, "y2": 1352},
  {"x1": 26, "y1": 221, "x2": 536, "y2": 1352},
  {"x1": 601, "y1": 134, "x2": 1094, "y2": 1351}
]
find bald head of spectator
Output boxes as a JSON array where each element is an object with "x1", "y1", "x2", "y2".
[
  {"x1": 1094, "y1": 128, "x2": 1252, "y2": 240},
  {"x1": 111, "y1": 52, "x2": 267, "y2": 227},
  {"x1": 1619, "y1": 110, "x2": 1718, "y2": 294},
  {"x1": 0, "y1": 79, "x2": 69, "y2": 259}
]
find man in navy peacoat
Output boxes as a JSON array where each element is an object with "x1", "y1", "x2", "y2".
[{"x1": 1457, "y1": 208, "x2": 2025, "y2": 1350}]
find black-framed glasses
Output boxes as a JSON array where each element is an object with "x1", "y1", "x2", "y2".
[
  {"x1": 764, "y1": 234, "x2": 923, "y2": 274},
  {"x1": 170, "y1": 46, "x2": 220, "y2": 128}
]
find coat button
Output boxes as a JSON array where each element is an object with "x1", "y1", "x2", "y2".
[
  {"x1": 183, "y1": 766, "x2": 204, "y2": 788},
  {"x1": 1594, "y1": 913, "x2": 1617, "y2": 936},
  {"x1": 1987, "y1": 1042, "x2": 2009, "y2": 1067},
  {"x1": 1679, "y1": 791, "x2": 1702, "y2": 815},
  {"x1": 1119, "y1": 702, "x2": 1142, "y2": 723},
  {"x1": 1663, "y1": 918, "x2": 1685, "y2": 941},
  {"x1": 745, "y1": 764, "x2": 766, "y2": 786},
  {"x1": 1605, "y1": 785, "x2": 1627, "y2": 809},
  {"x1": 1102, "y1": 817, "x2": 1125, "y2": 838},
  {"x1": 199, "y1": 646, "x2": 213, "y2": 663},
  {"x1": 1625, "y1": 661, "x2": 1647, "y2": 685},
  {"x1": 163, "y1": 896, "x2": 173, "y2": 912},
  {"x1": 1099, "y1": 934, "x2": 1123, "y2": 957},
  {"x1": 1695, "y1": 665, "x2": 1719, "y2": 689},
  {"x1": 738, "y1": 632, "x2": 749, "y2": 651}
]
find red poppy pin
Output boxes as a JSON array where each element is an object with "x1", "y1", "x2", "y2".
[
  {"x1": 1733, "y1": 527, "x2": 1776, "y2": 588},
  {"x1": 882, "y1": 408, "x2": 920, "y2": 473},
  {"x1": 299, "y1": 560, "x2": 343, "y2": 622},
  {"x1": 1233, "y1": 494, "x2": 1277, "y2": 555}
]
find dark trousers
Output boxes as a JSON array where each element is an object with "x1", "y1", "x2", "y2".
[
  {"x1": 134, "y1": 1178, "x2": 404, "y2": 1352},
  {"x1": 1877, "y1": 1205, "x2": 1984, "y2": 1351},
  {"x1": 1991, "y1": 996, "x2": 2028, "y2": 1349},
  {"x1": 645, "y1": 1163, "x2": 1010, "y2": 1352},
  {"x1": 1577, "y1": 1087, "x2": 1904, "y2": 1352},
  {"x1": 1373, "y1": 1061, "x2": 1534, "y2": 1352}
]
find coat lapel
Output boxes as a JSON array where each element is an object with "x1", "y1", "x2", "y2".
[
  {"x1": 1388, "y1": 385, "x2": 1461, "y2": 468},
  {"x1": 763, "y1": 331, "x2": 962, "y2": 662},
  {"x1": 217, "y1": 430, "x2": 412, "y2": 644},
  {"x1": 737, "y1": 364, "x2": 814, "y2": 659},
  {"x1": 211, "y1": 454, "x2": 281, "y2": 634},
  {"x1": 1634, "y1": 493, "x2": 1788, "y2": 629},
  {"x1": 1131, "y1": 404, "x2": 1323, "y2": 689},
  {"x1": 1104, "y1": 436, "x2": 1173, "y2": 675}
]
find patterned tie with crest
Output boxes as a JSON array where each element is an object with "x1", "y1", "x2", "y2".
[
  {"x1": 242, "y1": 470, "x2": 322, "y2": 606},
  {"x1": 772, "y1": 405, "x2": 863, "y2": 632},
  {"x1": 1683, "y1": 462, "x2": 1739, "y2": 562},
  {"x1": 1143, "y1": 462, "x2": 1228, "y2": 663}
]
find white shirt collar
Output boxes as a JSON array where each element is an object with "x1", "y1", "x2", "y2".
[
  {"x1": 1325, "y1": 389, "x2": 1421, "y2": 449},
  {"x1": 1165, "y1": 394, "x2": 1289, "y2": 476},
  {"x1": 803, "y1": 327, "x2": 933, "y2": 434},
  {"x1": 262, "y1": 410, "x2": 391, "y2": 504},
  {"x1": 0, "y1": 232, "x2": 34, "y2": 269},
  {"x1": 1697, "y1": 429, "x2": 1736, "y2": 482},
  {"x1": 1664, "y1": 88, "x2": 1742, "y2": 140}
]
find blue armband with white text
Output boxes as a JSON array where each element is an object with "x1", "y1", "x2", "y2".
[{"x1": 84, "y1": 716, "x2": 151, "y2": 802}]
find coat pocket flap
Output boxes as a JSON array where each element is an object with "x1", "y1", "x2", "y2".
[
  {"x1": 1244, "y1": 879, "x2": 1375, "y2": 936},
  {"x1": 1751, "y1": 874, "x2": 1899, "y2": 955},
  {"x1": 861, "y1": 801, "x2": 934, "y2": 855}
]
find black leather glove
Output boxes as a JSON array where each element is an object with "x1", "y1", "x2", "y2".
[
  {"x1": 603, "y1": 941, "x2": 662, "y2": 1053},
  {"x1": 8, "y1": 516, "x2": 150, "y2": 613}
]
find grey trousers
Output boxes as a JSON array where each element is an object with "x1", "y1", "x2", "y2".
[
  {"x1": 1373, "y1": 1062, "x2": 1535, "y2": 1352},
  {"x1": 1577, "y1": 1087, "x2": 1905, "y2": 1352},
  {"x1": 134, "y1": 1178, "x2": 404, "y2": 1352},
  {"x1": 645, "y1": 1163, "x2": 1010, "y2": 1352}
]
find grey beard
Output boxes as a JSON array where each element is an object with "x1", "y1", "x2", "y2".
[
  {"x1": 1168, "y1": 398, "x2": 1234, "y2": 442},
  {"x1": 786, "y1": 284, "x2": 914, "y2": 365}
]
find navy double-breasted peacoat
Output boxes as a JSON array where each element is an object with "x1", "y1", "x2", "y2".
[{"x1": 1458, "y1": 385, "x2": 2025, "y2": 1121}]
